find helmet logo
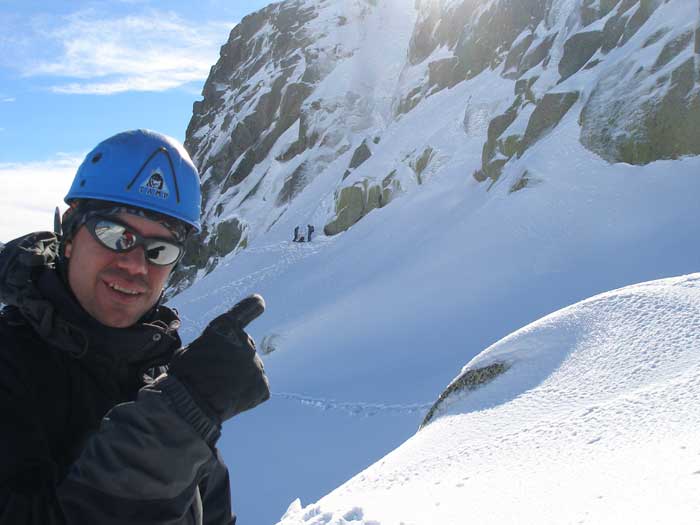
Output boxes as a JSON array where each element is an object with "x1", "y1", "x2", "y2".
[{"x1": 139, "y1": 169, "x2": 170, "y2": 200}]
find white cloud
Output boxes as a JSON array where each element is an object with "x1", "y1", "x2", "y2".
[
  {"x1": 2, "y1": 97, "x2": 15, "y2": 103},
  {"x1": 23, "y1": 9, "x2": 235, "y2": 95},
  {"x1": 0, "y1": 155, "x2": 82, "y2": 242}
]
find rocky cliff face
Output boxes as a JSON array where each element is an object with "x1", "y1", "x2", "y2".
[
  {"x1": 170, "y1": 0, "x2": 416, "y2": 293},
  {"x1": 169, "y1": 0, "x2": 699, "y2": 294}
]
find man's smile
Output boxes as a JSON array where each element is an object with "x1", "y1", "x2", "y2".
[{"x1": 104, "y1": 278, "x2": 146, "y2": 296}]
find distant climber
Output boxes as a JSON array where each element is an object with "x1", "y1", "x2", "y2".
[{"x1": 293, "y1": 225, "x2": 314, "y2": 242}]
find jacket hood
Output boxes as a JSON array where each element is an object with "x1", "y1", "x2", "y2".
[{"x1": 0, "y1": 231, "x2": 181, "y2": 367}]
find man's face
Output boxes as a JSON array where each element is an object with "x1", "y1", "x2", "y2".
[{"x1": 64, "y1": 212, "x2": 176, "y2": 328}]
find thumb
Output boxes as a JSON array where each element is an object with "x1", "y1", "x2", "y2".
[
  {"x1": 208, "y1": 294, "x2": 266, "y2": 337},
  {"x1": 227, "y1": 294, "x2": 266, "y2": 328}
]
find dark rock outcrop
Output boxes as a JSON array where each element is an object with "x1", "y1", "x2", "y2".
[
  {"x1": 411, "y1": 147, "x2": 434, "y2": 184},
  {"x1": 454, "y1": 0, "x2": 548, "y2": 79},
  {"x1": 520, "y1": 91, "x2": 579, "y2": 154},
  {"x1": 324, "y1": 185, "x2": 366, "y2": 236},
  {"x1": 324, "y1": 174, "x2": 399, "y2": 236},
  {"x1": 400, "y1": 0, "x2": 549, "y2": 115},
  {"x1": 518, "y1": 34, "x2": 557, "y2": 77},
  {"x1": 421, "y1": 362, "x2": 510, "y2": 428},
  {"x1": 349, "y1": 141, "x2": 372, "y2": 170},
  {"x1": 167, "y1": 218, "x2": 245, "y2": 296},
  {"x1": 559, "y1": 31, "x2": 603, "y2": 81},
  {"x1": 276, "y1": 161, "x2": 311, "y2": 206},
  {"x1": 580, "y1": 35, "x2": 699, "y2": 164}
]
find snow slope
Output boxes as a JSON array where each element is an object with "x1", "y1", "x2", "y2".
[
  {"x1": 276, "y1": 274, "x2": 700, "y2": 525},
  {"x1": 167, "y1": 1, "x2": 700, "y2": 523},
  {"x1": 170, "y1": 105, "x2": 700, "y2": 523}
]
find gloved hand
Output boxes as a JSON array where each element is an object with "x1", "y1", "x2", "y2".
[{"x1": 168, "y1": 294, "x2": 270, "y2": 424}]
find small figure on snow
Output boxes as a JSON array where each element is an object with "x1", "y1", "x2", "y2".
[{"x1": 307, "y1": 224, "x2": 315, "y2": 242}]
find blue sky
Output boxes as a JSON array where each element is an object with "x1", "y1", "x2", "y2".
[{"x1": 0, "y1": 0, "x2": 271, "y2": 240}]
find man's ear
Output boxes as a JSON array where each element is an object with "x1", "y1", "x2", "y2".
[{"x1": 64, "y1": 240, "x2": 72, "y2": 258}]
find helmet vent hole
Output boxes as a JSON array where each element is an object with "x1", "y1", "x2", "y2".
[
  {"x1": 91, "y1": 153, "x2": 103, "y2": 163},
  {"x1": 80, "y1": 180, "x2": 86, "y2": 187}
]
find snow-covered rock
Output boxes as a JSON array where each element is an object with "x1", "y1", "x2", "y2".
[
  {"x1": 579, "y1": 1, "x2": 700, "y2": 164},
  {"x1": 170, "y1": 0, "x2": 699, "y2": 293},
  {"x1": 275, "y1": 274, "x2": 700, "y2": 524}
]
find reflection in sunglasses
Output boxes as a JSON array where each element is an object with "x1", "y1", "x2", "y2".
[{"x1": 87, "y1": 217, "x2": 184, "y2": 266}]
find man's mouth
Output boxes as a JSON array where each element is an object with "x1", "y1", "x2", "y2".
[{"x1": 106, "y1": 281, "x2": 144, "y2": 296}]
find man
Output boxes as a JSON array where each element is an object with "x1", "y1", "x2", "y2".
[{"x1": 0, "y1": 130, "x2": 270, "y2": 524}]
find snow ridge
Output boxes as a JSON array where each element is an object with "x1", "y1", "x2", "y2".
[{"x1": 275, "y1": 274, "x2": 700, "y2": 525}]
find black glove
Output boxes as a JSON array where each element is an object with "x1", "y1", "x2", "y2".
[{"x1": 168, "y1": 294, "x2": 270, "y2": 424}]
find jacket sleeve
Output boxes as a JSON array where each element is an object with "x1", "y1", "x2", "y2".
[
  {"x1": 201, "y1": 451, "x2": 236, "y2": 525},
  {"x1": 0, "y1": 341, "x2": 66, "y2": 524},
  {"x1": 0, "y1": 365, "x2": 235, "y2": 525}
]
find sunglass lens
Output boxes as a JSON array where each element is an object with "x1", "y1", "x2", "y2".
[
  {"x1": 94, "y1": 220, "x2": 134, "y2": 251},
  {"x1": 145, "y1": 241, "x2": 182, "y2": 265},
  {"x1": 92, "y1": 218, "x2": 182, "y2": 265}
]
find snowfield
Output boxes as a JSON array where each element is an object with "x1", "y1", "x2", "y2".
[
  {"x1": 170, "y1": 97, "x2": 700, "y2": 521},
  {"x1": 169, "y1": 138, "x2": 700, "y2": 524},
  {"x1": 276, "y1": 274, "x2": 700, "y2": 525},
  {"x1": 167, "y1": 0, "x2": 700, "y2": 522}
]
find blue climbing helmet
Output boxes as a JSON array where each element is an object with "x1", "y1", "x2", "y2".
[{"x1": 65, "y1": 129, "x2": 202, "y2": 232}]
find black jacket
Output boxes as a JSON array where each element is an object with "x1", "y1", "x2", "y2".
[{"x1": 0, "y1": 233, "x2": 235, "y2": 524}]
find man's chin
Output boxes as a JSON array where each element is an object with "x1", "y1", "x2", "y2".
[
  {"x1": 92, "y1": 302, "x2": 148, "y2": 328},
  {"x1": 103, "y1": 316, "x2": 139, "y2": 328},
  {"x1": 96, "y1": 311, "x2": 142, "y2": 328}
]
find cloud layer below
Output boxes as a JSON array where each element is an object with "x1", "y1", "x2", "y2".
[{"x1": 0, "y1": 155, "x2": 81, "y2": 241}]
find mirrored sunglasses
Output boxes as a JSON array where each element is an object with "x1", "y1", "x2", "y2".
[{"x1": 86, "y1": 216, "x2": 184, "y2": 266}]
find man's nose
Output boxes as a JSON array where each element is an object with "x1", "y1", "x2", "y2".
[{"x1": 115, "y1": 246, "x2": 148, "y2": 275}]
